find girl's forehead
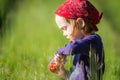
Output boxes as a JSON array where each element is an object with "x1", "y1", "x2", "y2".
[
  {"x1": 55, "y1": 15, "x2": 70, "y2": 28},
  {"x1": 55, "y1": 15, "x2": 67, "y2": 23}
]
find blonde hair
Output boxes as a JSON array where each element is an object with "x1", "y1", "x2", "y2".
[{"x1": 66, "y1": 18, "x2": 97, "y2": 34}]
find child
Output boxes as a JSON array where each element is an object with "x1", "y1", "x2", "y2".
[{"x1": 48, "y1": 0, "x2": 105, "y2": 80}]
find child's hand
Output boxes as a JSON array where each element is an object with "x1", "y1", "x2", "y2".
[
  {"x1": 56, "y1": 65, "x2": 66, "y2": 75},
  {"x1": 48, "y1": 54, "x2": 66, "y2": 74},
  {"x1": 57, "y1": 65, "x2": 70, "y2": 80}
]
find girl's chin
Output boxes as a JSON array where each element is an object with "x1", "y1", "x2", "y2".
[
  {"x1": 66, "y1": 37, "x2": 74, "y2": 42},
  {"x1": 67, "y1": 38, "x2": 71, "y2": 42},
  {"x1": 68, "y1": 38, "x2": 74, "y2": 42}
]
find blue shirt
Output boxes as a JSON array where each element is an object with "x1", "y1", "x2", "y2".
[{"x1": 56, "y1": 33, "x2": 105, "y2": 79}]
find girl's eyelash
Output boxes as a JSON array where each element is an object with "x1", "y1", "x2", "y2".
[{"x1": 62, "y1": 26, "x2": 67, "y2": 30}]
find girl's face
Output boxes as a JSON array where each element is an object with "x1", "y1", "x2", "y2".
[{"x1": 55, "y1": 15, "x2": 83, "y2": 41}]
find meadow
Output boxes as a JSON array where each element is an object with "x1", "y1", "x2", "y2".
[{"x1": 0, "y1": 0, "x2": 120, "y2": 80}]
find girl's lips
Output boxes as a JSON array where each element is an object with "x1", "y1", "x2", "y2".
[
  {"x1": 66, "y1": 37, "x2": 70, "y2": 41},
  {"x1": 66, "y1": 37, "x2": 69, "y2": 39}
]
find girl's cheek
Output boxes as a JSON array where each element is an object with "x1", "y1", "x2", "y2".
[{"x1": 68, "y1": 26, "x2": 74, "y2": 35}]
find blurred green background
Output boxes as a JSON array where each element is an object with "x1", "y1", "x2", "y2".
[{"x1": 0, "y1": 0, "x2": 120, "y2": 80}]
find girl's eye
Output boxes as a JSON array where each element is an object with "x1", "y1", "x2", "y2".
[{"x1": 62, "y1": 26, "x2": 67, "y2": 30}]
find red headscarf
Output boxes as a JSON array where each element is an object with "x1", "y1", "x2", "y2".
[{"x1": 55, "y1": 0, "x2": 103, "y2": 31}]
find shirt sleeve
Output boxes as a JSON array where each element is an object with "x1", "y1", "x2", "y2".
[{"x1": 56, "y1": 34, "x2": 96, "y2": 56}]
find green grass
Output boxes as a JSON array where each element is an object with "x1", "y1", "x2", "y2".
[{"x1": 0, "y1": 0, "x2": 120, "y2": 80}]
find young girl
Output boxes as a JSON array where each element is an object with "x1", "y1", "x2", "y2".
[{"x1": 48, "y1": 0, "x2": 105, "y2": 80}]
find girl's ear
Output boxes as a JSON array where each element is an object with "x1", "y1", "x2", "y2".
[{"x1": 76, "y1": 18, "x2": 85, "y2": 28}]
